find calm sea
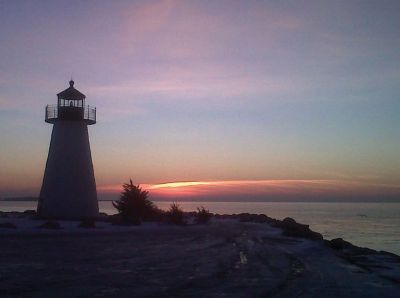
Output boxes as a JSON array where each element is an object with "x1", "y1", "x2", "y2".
[{"x1": 1, "y1": 201, "x2": 399, "y2": 255}]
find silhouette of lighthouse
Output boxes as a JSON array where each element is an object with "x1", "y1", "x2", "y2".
[{"x1": 38, "y1": 80, "x2": 99, "y2": 219}]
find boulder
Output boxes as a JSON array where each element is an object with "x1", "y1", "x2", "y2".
[
  {"x1": 330, "y1": 238, "x2": 353, "y2": 250},
  {"x1": 238, "y1": 213, "x2": 255, "y2": 222},
  {"x1": 237, "y1": 213, "x2": 280, "y2": 225},
  {"x1": 280, "y1": 217, "x2": 323, "y2": 241},
  {"x1": 329, "y1": 238, "x2": 376, "y2": 254}
]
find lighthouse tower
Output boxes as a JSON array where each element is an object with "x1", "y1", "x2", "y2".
[{"x1": 38, "y1": 80, "x2": 99, "y2": 219}]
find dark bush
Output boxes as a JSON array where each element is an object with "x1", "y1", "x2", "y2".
[
  {"x1": 195, "y1": 206, "x2": 212, "y2": 224},
  {"x1": 112, "y1": 180, "x2": 158, "y2": 225},
  {"x1": 167, "y1": 202, "x2": 186, "y2": 225}
]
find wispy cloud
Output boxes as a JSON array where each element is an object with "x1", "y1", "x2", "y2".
[{"x1": 97, "y1": 179, "x2": 400, "y2": 201}]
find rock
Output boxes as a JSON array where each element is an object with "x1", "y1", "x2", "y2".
[
  {"x1": 280, "y1": 217, "x2": 323, "y2": 241},
  {"x1": 37, "y1": 220, "x2": 62, "y2": 229},
  {"x1": 0, "y1": 222, "x2": 17, "y2": 229},
  {"x1": 256, "y1": 214, "x2": 268, "y2": 222},
  {"x1": 214, "y1": 214, "x2": 234, "y2": 220},
  {"x1": 378, "y1": 251, "x2": 400, "y2": 262},
  {"x1": 237, "y1": 213, "x2": 279, "y2": 225},
  {"x1": 239, "y1": 213, "x2": 265, "y2": 222},
  {"x1": 330, "y1": 238, "x2": 352, "y2": 250},
  {"x1": 238, "y1": 213, "x2": 254, "y2": 222},
  {"x1": 329, "y1": 238, "x2": 377, "y2": 255}
]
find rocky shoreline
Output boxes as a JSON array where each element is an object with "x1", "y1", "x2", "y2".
[{"x1": 1, "y1": 210, "x2": 399, "y2": 297}]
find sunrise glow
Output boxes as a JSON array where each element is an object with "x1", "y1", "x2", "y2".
[
  {"x1": 149, "y1": 181, "x2": 212, "y2": 189},
  {"x1": 96, "y1": 179, "x2": 400, "y2": 201},
  {"x1": 0, "y1": 1, "x2": 399, "y2": 202}
]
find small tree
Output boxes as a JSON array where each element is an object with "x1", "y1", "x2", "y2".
[
  {"x1": 167, "y1": 202, "x2": 186, "y2": 225},
  {"x1": 195, "y1": 206, "x2": 212, "y2": 224},
  {"x1": 112, "y1": 180, "x2": 156, "y2": 225}
]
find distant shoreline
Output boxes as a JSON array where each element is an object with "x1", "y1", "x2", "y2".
[{"x1": 1, "y1": 198, "x2": 400, "y2": 203}]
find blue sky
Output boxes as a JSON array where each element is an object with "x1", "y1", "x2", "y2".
[{"x1": 0, "y1": 0, "x2": 399, "y2": 200}]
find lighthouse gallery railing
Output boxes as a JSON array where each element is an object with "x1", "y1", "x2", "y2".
[{"x1": 45, "y1": 104, "x2": 96, "y2": 123}]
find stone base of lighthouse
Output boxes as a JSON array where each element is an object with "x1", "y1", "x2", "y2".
[{"x1": 38, "y1": 121, "x2": 99, "y2": 219}]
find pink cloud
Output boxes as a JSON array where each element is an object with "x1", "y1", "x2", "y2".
[{"x1": 97, "y1": 179, "x2": 400, "y2": 200}]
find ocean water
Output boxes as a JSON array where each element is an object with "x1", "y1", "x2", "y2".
[{"x1": 1, "y1": 201, "x2": 399, "y2": 255}]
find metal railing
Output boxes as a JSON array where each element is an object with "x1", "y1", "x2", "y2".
[{"x1": 45, "y1": 104, "x2": 96, "y2": 123}]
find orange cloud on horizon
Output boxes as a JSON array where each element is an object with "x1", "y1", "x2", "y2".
[{"x1": 97, "y1": 179, "x2": 400, "y2": 200}]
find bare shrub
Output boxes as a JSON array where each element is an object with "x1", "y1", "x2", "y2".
[
  {"x1": 195, "y1": 206, "x2": 212, "y2": 224},
  {"x1": 167, "y1": 202, "x2": 186, "y2": 225}
]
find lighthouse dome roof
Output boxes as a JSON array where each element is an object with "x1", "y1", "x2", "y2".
[{"x1": 57, "y1": 80, "x2": 86, "y2": 100}]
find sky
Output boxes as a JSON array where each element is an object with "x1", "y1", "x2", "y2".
[{"x1": 0, "y1": 0, "x2": 399, "y2": 201}]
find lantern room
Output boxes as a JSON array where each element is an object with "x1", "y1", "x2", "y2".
[{"x1": 45, "y1": 80, "x2": 96, "y2": 125}]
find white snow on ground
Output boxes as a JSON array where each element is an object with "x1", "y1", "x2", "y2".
[{"x1": 1, "y1": 213, "x2": 399, "y2": 297}]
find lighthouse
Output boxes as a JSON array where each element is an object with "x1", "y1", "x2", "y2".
[{"x1": 38, "y1": 80, "x2": 99, "y2": 219}]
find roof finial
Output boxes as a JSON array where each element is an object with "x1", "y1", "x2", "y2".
[{"x1": 69, "y1": 79, "x2": 74, "y2": 87}]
